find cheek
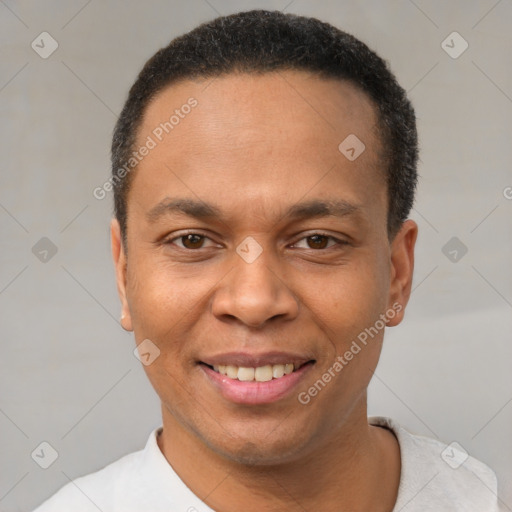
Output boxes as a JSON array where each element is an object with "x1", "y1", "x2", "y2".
[
  {"x1": 304, "y1": 255, "x2": 390, "y2": 342},
  {"x1": 125, "y1": 259, "x2": 185, "y2": 337},
  {"x1": 299, "y1": 258, "x2": 391, "y2": 408},
  {"x1": 125, "y1": 256, "x2": 219, "y2": 342},
  {"x1": 125, "y1": 261, "x2": 202, "y2": 393}
]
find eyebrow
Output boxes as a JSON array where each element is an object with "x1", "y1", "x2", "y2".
[
  {"x1": 286, "y1": 199, "x2": 359, "y2": 220},
  {"x1": 146, "y1": 197, "x2": 360, "y2": 224},
  {"x1": 146, "y1": 198, "x2": 222, "y2": 223}
]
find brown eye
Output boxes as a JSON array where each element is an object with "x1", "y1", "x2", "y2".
[
  {"x1": 306, "y1": 235, "x2": 329, "y2": 249},
  {"x1": 180, "y1": 234, "x2": 205, "y2": 249}
]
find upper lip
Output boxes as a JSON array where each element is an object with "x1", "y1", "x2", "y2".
[{"x1": 200, "y1": 351, "x2": 315, "y2": 368}]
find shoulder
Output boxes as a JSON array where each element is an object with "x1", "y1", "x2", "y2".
[
  {"x1": 33, "y1": 426, "x2": 214, "y2": 512},
  {"x1": 369, "y1": 416, "x2": 500, "y2": 511},
  {"x1": 32, "y1": 441, "x2": 146, "y2": 512}
]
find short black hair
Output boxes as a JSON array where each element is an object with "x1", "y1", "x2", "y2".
[{"x1": 111, "y1": 9, "x2": 418, "y2": 246}]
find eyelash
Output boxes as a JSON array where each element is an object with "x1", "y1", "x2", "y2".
[{"x1": 164, "y1": 231, "x2": 349, "y2": 251}]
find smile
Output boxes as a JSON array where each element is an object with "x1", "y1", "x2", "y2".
[
  {"x1": 199, "y1": 356, "x2": 315, "y2": 405},
  {"x1": 211, "y1": 363, "x2": 296, "y2": 382}
]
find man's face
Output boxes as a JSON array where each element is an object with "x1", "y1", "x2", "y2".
[{"x1": 112, "y1": 71, "x2": 416, "y2": 464}]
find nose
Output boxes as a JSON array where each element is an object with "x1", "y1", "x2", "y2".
[{"x1": 211, "y1": 248, "x2": 299, "y2": 328}]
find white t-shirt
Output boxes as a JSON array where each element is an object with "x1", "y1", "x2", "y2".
[{"x1": 33, "y1": 416, "x2": 499, "y2": 511}]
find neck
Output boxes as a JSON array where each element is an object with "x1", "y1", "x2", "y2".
[{"x1": 157, "y1": 404, "x2": 400, "y2": 512}]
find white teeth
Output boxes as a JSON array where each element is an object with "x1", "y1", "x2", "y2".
[
  {"x1": 211, "y1": 363, "x2": 297, "y2": 381},
  {"x1": 272, "y1": 364, "x2": 285, "y2": 379},
  {"x1": 237, "y1": 367, "x2": 255, "y2": 381},
  {"x1": 254, "y1": 365, "x2": 273, "y2": 382},
  {"x1": 226, "y1": 365, "x2": 238, "y2": 379}
]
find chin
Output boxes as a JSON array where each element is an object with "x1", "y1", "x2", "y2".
[{"x1": 202, "y1": 423, "x2": 314, "y2": 467}]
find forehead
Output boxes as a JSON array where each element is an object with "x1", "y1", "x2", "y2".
[
  {"x1": 129, "y1": 71, "x2": 386, "y2": 226},
  {"x1": 139, "y1": 70, "x2": 381, "y2": 150}
]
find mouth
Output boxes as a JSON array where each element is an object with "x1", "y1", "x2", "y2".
[
  {"x1": 198, "y1": 353, "x2": 316, "y2": 404},
  {"x1": 204, "y1": 362, "x2": 309, "y2": 382}
]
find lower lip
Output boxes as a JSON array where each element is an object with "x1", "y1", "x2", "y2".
[{"x1": 200, "y1": 363, "x2": 314, "y2": 405}]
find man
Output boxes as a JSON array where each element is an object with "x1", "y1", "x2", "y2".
[{"x1": 34, "y1": 10, "x2": 499, "y2": 511}]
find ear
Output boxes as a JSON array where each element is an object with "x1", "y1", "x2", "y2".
[
  {"x1": 386, "y1": 219, "x2": 418, "y2": 327},
  {"x1": 111, "y1": 218, "x2": 133, "y2": 331}
]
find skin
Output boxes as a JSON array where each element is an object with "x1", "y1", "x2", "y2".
[{"x1": 111, "y1": 70, "x2": 417, "y2": 511}]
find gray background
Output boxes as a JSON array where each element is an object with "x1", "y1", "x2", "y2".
[{"x1": 1, "y1": 1, "x2": 511, "y2": 510}]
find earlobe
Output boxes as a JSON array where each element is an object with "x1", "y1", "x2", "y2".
[
  {"x1": 111, "y1": 218, "x2": 133, "y2": 331},
  {"x1": 386, "y1": 220, "x2": 418, "y2": 327}
]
